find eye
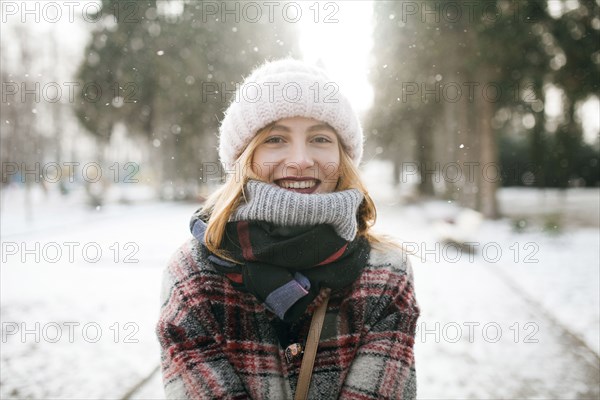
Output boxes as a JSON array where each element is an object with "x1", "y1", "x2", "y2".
[
  {"x1": 313, "y1": 136, "x2": 333, "y2": 143},
  {"x1": 264, "y1": 136, "x2": 284, "y2": 144}
]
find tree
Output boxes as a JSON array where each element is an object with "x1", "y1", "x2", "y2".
[
  {"x1": 368, "y1": 0, "x2": 598, "y2": 217},
  {"x1": 549, "y1": 0, "x2": 600, "y2": 188},
  {"x1": 75, "y1": 0, "x2": 301, "y2": 198}
]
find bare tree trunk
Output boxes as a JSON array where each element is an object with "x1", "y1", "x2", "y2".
[
  {"x1": 457, "y1": 93, "x2": 479, "y2": 210},
  {"x1": 477, "y1": 83, "x2": 500, "y2": 219},
  {"x1": 417, "y1": 118, "x2": 435, "y2": 197},
  {"x1": 441, "y1": 95, "x2": 457, "y2": 200},
  {"x1": 393, "y1": 157, "x2": 401, "y2": 187}
]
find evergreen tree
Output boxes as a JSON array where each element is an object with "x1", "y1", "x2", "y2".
[
  {"x1": 75, "y1": 0, "x2": 301, "y2": 196},
  {"x1": 368, "y1": 0, "x2": 598, "y2": 217}
]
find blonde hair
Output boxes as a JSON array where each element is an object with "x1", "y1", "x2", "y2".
[{"x1": 200, "y1": 123, "x2": 403, "y2": 263}]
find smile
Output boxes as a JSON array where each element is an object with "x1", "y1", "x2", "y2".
[
  {"x1": 277, "y1": 179, "x2": 317, "y2": 189},
  {"x1": 274, "y1": 178, "x2": 321, "y2": 194}
]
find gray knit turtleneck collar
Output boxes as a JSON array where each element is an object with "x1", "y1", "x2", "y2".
[{"x1": 229, "y1": 179, "x2": 364, "y2": 241}]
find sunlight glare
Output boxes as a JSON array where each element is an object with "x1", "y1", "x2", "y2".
[{"x1": 298, "y1": 1, "x2": 374, "y2": 115}]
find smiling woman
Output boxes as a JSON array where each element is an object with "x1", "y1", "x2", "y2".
[
  {"x1": 155, "y1": 58, "x2": 420, "y2": 400},
  {"x1": 252, "y1": 117, "x2": 341, "y2": 194}
]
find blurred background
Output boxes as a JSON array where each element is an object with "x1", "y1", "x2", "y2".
[{"x1": 1, "y1": 0, "x2": 599, "y2": 399}]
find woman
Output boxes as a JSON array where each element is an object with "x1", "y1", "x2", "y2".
[{"x1": 156, "y1": 58, "x2": 420, "y2": 399}]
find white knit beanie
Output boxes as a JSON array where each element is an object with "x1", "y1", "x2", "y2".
[{"x1": 218, "y1": 58, "x2": 364, "y2": 171}]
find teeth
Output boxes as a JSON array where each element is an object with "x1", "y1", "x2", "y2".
[{"x1": 277, "y1": 180, "x2": 317, "y2": 189}]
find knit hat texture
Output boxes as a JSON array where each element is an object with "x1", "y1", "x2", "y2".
[{"x1": 218, "y1": 58, "x2": 364, "y2": 170}]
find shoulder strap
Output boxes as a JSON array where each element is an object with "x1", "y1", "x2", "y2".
[{"x1": 294, "y1": 288, "x2": 331, "y2": 400}]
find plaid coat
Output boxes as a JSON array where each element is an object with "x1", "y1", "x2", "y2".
[{"x1": 156, "y1": 238, "x2": 420, "y2": 399}]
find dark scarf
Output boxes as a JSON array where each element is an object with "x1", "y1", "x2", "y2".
[{"x1": 190, "y1": 181, "x2": 371, "y2": 323}]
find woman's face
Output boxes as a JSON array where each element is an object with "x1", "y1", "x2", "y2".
[{"x1": 251, "y1": 117, "x2": 341, "y2": 194}]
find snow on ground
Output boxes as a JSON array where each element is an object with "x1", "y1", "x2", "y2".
[
  {"x1": 374, "y1": 201, "x2": 600, "y2": 399},
  {"x1": 497, "y1": 187, "x2": 600, "y2": 228},
  {"x1": 1, "y1": 162, "x2": 599, "y2": 399},
  {"x1": 1, "y1": 185, "x2": 198, "y2": 399},
  {"x1": 478, "y1": 221, "x2": 600, "y2": 356}
]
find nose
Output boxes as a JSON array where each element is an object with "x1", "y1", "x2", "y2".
[{"x1": 286, "y1": 142, "x2": 315, "y2": 171}]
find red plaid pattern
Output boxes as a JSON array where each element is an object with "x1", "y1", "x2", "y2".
[{"x1": 156, "y1": 238, "x2": 420, "y2": 399}]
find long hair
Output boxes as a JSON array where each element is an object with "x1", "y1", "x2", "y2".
[{"x1": 200, "y1": 124, "x2": 402, "y2": 263}]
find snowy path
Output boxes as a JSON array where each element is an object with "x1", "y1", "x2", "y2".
[
  {"x1": 374, "y1": 200, "x2": 600, "y2": 399},
  {"x1": 410, "y1": 240, "x2": 600, "y2": 399},
  {"x1": 1, "y1": 186, "x2": 599, "y2": 399}
]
